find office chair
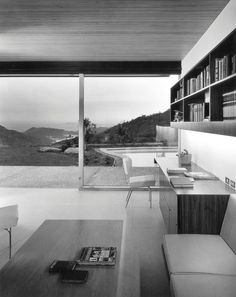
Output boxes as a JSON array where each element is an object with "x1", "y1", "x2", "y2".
[
  {"x1": 122, "y1": 156, "x2": 156, "y2": 208},
  {"x1": 0, "y1": 205, "x2": 18, "y2": 259}
]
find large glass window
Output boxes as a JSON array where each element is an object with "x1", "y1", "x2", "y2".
[
  {"x1": 0, "y1": 77, "x2": 79, "y2": 188},
  {"x1": 0, "y1": 75, "x2": 178, "y2": 189},
  {"x1": 83, "y1": 76, "x2": 178, "y2": 187}
]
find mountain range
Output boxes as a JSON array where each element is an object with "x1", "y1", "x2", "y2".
[
  {"x1": 0, "y1": 109, "x2": 170, "y2": 147},
  {"x1": 0, "y1": 125, "x2": 40, "y2": 146},
  {"x1": 25, "y1": 127, "x2": 77, "y2": 143}
]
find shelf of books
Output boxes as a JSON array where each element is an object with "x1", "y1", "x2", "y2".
[{"x1": 170, "y1": 28, "x2": 236, "y2": 137}]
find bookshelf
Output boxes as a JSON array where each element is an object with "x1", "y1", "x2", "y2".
[{"x1": 170, "y1": 29, "x2": 236, "y2": 137}]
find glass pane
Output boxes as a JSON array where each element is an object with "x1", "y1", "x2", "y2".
[
  {"x1": 0, "y1": 77, "x2": 79, "y2": 188},
  {"x1": 84, "y1": 76, "x2": 178, "y2": 187}
]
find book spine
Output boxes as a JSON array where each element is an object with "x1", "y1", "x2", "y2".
[
  {"x1": 215, "y1": 58, "x2": 219, "y2": 82},
  {"x1": 232, "y1": 54, "x2": 236, "y2": 74}
]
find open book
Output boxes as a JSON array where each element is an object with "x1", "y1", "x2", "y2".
[
  {"x1": 184, "y1": 171, "x2": 217, "y2": 180},
  {"x1": 77, "y1": 247, "x2": 117, "y2": 266}
]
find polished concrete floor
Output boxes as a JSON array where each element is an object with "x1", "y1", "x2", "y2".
[
  {"x1": 0, "y1": 166, "x2": 158, "y2": 187},
  {"x1": 0, "y1": 188, "x2": 170, "y2": 297}
]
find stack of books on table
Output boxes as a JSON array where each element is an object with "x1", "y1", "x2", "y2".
[
  {"x1": 167, "y1": 168, "x2": 187, "y2": 174},
  {"x1": 170, "y1": 177, "x2": 194, "y2": 188}
]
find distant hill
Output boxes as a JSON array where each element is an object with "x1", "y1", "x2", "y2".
[
  {"x1": 92, "y1": 109, "x2": 170, "y2": 143},
  {"x1": 0, "y1": 125, "x2": 41, "y2": 146},
  {"x1": 52, "y1": 136, "x2": 78, "y2": 151},
  {"x1": 24, "y1": 127, "x2": 77, "y2": 144},
  {"x1": 96, "y1": 127, "x2": 108, "y2": 134}
]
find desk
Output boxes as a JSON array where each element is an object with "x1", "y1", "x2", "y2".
[
  {"x1": 157, "y1": 156, "x2": 235, "y2": 234},
  {"x1": 0, "y1": 220, "x2": 124, "y2": 297}
]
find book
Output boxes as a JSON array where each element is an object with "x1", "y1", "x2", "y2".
[
  {"x1": 189, "y1": 103, "x2": 205, "y2": 122},
  {"x1": 184, "y1": 171, "x2": 218, "y2": 180},
  {"x1": 167, "y1": 167, "x2": 187, "y2": 174},
  {"x1": 77, "y1": 247, "x2": 117, "y2": 266},
  {"x1": 170, "y1": 177, "x2": 194, "y2": 188},
  {"x1": 222, "y1": 90, "x2": 236, "y2": 120},
  {"x1": 48, "y1": 260, "x2": 78, "y2": 273},
  {"x1": 61, "y1": 270, "x2": 88, "y2": 284}
]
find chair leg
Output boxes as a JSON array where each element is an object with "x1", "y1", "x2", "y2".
[
  {"x1": 148, "y1": 187, "x2": 152, "y2": 208},
  {"x1": 5, "y1": 228, "x2": 12, "y2": 259},
  {"x1": 126, "y1": 189, "x2": 133, "y2": 208}
]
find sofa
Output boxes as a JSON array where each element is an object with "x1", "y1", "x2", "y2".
[{"x1": 163, "y1": 194, "x2": 236, "y2": 297}]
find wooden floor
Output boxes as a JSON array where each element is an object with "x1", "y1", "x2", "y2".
[{"x1": 0, "y1": 188, "x2": 170, "y2": 297}]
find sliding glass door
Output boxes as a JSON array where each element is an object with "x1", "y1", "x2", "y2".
[{"x1": 82, "y1": 76, "x2": 178, "y2": 188}]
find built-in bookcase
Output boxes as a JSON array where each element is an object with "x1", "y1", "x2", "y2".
[{"x1": 171, "y1": 29, "x2": 236, "y2": 137}]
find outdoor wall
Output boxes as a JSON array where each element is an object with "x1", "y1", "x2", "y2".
[
  {"x1": 156, "y1": 125, "x2": 178, "y2": 146},
  {"x1": 179, "y1": 0, "x2": 236, "y2": 184}
]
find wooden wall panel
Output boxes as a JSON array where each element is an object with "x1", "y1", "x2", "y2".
[
  {"x1": 178, "y1": 194, "x2": 229, "y2": 234},
  {"x1": 0, "y1": 0, "x2": 230, "y2": 62}
]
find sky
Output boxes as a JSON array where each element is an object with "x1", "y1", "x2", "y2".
[{"x1": 0, "y1": 75, "x2": 178, "y2": 131}]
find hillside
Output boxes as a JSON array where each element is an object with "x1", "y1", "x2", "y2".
[
  {"x1": 92, "y1": 109, "x2": 170, "y2": 144},
  {"x1": 24, "y1": 127, "x2": 77, "y2": 144},
  {"x1": 0, "y1": 125, "x2": 41, "y2": 146}
]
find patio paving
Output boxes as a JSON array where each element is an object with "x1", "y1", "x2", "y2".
[{"x1": 0, "y1": 165, "x2": 159, "y2": 188}]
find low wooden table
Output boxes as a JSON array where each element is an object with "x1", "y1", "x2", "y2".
[{"x1": 0, "y1": 220, "x2": 124, "y2": 297}]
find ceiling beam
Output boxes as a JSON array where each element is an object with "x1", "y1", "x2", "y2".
[{"x1": 0, "y1": 61, "x2": 181, "y2": 75}]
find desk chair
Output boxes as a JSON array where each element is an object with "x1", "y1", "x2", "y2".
[
  {"x1": 0, "y1": 205, "x2": 18, "y2": 259},
  {"x1": 123, "y1": 156, "x2": 156, "y2": 208}
]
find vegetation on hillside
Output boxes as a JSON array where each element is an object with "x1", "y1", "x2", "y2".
[
  {"x1": 0, "y1": 125, "x2": 42, "y2": 146},
  {"x1": 0, "y1": 109, "x2": 170, "y2": 166},
  {"x1": 89, "y1": 109, "x2": 170, "y2": 144}
]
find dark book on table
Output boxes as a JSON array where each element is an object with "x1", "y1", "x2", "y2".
[
  {"x1": 48, "y1": 260, "x2": 78, "y2": 273},
  {"x1": 77, "y1": 247, "x2": 117, "y2": 266}
]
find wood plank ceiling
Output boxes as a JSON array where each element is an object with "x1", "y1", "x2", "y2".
[{"x1": 0, "y1": 0, "x2": 230, "y2": 62}]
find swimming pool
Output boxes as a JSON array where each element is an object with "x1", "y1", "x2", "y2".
[{"x1": 99, "y1": 146, "x2": 177, "y2": 167}]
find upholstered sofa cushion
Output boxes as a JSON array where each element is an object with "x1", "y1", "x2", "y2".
[
  {"x1": 163, "y1": 234, "x2": 236, "y2": 275},
  {"x1": 170, "y1": 274, "x2": 236, "y2": 297}
]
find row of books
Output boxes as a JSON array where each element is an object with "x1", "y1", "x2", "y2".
[
  {"x1": 214, "y1": 55, "x2": 230, "y2": 81},
  {"x1": 232, "y1": 54, "x2": 236, "y2": 75},
  {"x1": 186, "y1": 65, "x2": 210, "y2": 95},
  {"x1": 174, "y1": 80, "x2": 184, "y2": 101},
  {"x1": 189, "y1": 103, "x2": 207, "y2": 122},
  {"x1": 174, "y1": 53, "x2": 235, "y2": 100},
  {"x1": 222, "y1": 90, "x2": 236, "y2": 120},
  {"x1": 175, "y1": 87, "x2": 184, "y2": 101}
]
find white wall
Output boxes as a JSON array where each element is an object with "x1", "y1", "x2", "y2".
[
  {"x1": 180, "y1": 0, "x2": 236, "y2": 183},
  {"x1": 180, "y1": 130, "x2": 236, "y2": 182},
  {"x1": 182, "y1": 0, "x2": 236, "y2": 76}
]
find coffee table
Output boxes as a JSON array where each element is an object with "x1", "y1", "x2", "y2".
[{"x1": 0, "y1": 220, "x2": 123, "y2": 297}]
